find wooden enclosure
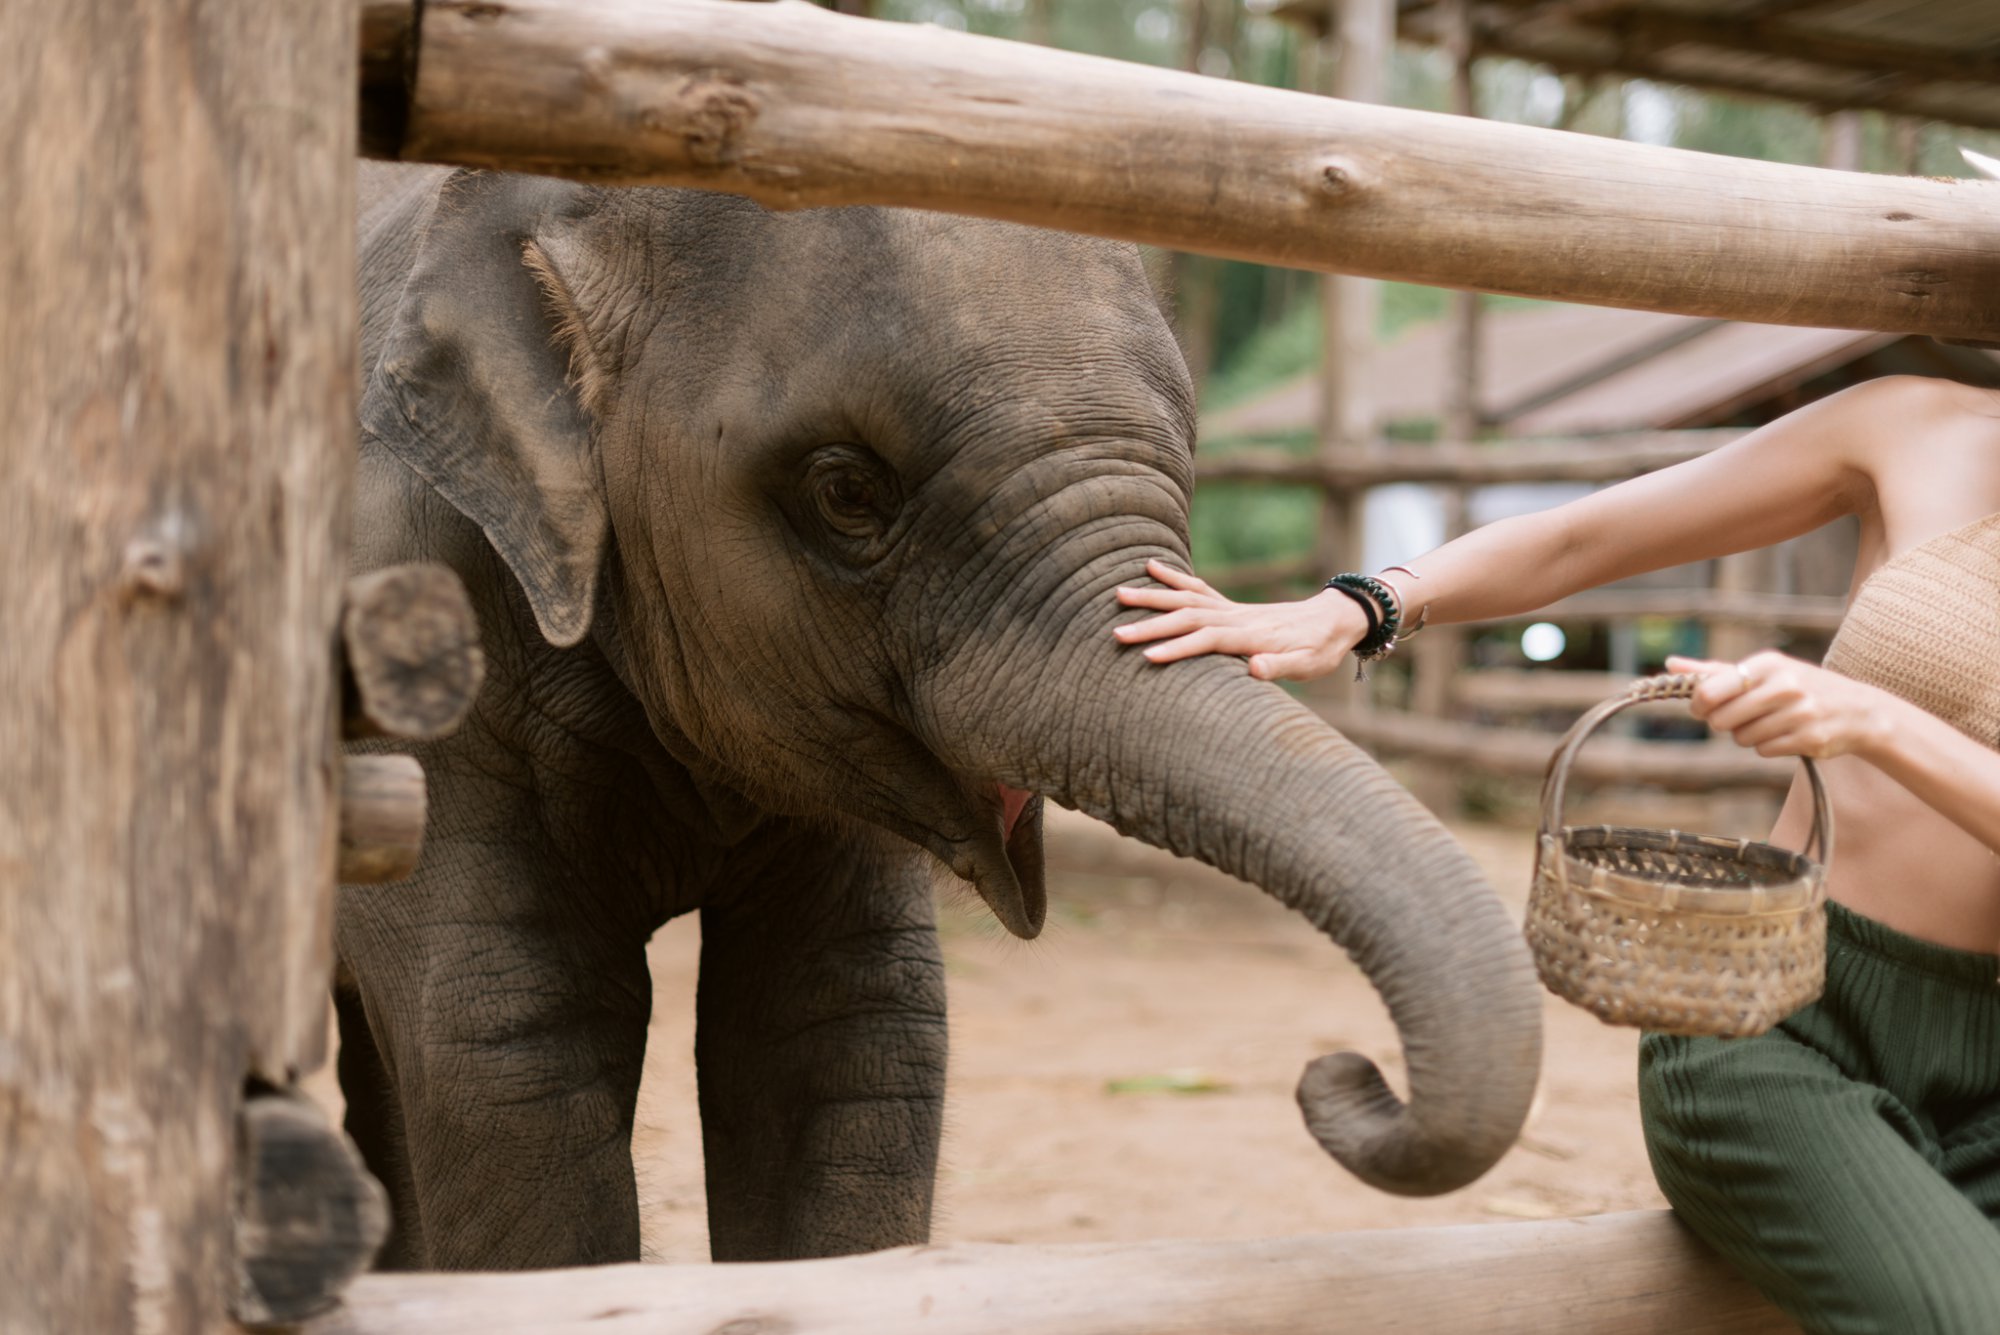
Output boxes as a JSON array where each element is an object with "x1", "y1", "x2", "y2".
[{"x1": 16, "y1": 0, "x2": 1969, "y2": 1327}]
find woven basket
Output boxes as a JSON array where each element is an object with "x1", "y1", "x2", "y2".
[{"x1": 1525, "y1": 673, "x2": 1833, "y2": 1038}]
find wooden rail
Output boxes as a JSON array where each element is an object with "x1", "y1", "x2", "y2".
[
  {"x1": 307, "y1": 1210, "x2": 1794, "y2": 1335},
  {"x1": 356, "y1": 0, "x2": 2000, "y2": 340},
  {"x1": 1195, "y1": 431, "x2": 1742, "y2": 487},
  {"x1": 1322, "y1": 707, "x2": 1795, "y2": 790}
]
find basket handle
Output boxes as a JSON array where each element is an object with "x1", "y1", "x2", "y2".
[{"x1": 1537, "y1": 672, "x2": 1833, "y2": 867}]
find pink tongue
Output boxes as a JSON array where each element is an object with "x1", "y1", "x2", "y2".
[{"x1": 999, "y1": 785, "x2": 1034, "y2": 841}]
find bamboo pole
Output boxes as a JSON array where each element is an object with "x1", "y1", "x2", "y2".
[
  {"x1": 306, "y1": 1210, "x2": 1791, "y2": 1335},
  {"x1": 360, "y1": 0, "x2": 2000, "y2": 340}
]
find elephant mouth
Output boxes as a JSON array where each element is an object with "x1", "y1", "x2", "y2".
[{"x1": 957, "y1": 781, "x2": 1046, "y2": 940}]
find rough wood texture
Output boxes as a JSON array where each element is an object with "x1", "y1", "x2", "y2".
[
  {"x1": 339, "y1": 756, "x2": 428, "y2": 884},
  {"x1": 233, "y1": 1093, "x2": 389, "y2": 1328},
  {"x1": 367, "y1": 0, "x2": 2000, "y2": 339},
  {"x1": 0, "y1": 0, "x2": 355, "y2": 1328},
  {"x1": 306, "y1": 1210, "x2": 1795, "y2": 1334},
  {"x1": 342, "y1": 563, "x2": 485, "y2": 741}
]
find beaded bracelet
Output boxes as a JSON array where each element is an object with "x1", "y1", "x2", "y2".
[{"x1": 1324, "y1": 572, "x2": 1401, "y2": 680}]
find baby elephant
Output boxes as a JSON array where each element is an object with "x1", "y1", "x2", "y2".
[{"x1": 338, "y1": 163, "x2": 1540, "y2": 1269}]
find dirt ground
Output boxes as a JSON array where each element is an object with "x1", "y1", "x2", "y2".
[{"x1": 625, "y1": 808, "x2": 1670, "y2": 1261}]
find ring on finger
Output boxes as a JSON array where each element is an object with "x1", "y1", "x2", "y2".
[{"x1": 1735, "y1": 663, "x2": 1757, "y2": 693}]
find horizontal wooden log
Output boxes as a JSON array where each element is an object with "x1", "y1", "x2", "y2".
[
  {"x1": 338, "y1": 754, "x2": 427, "y2": 883},
  {"x1": 362, "y1": 0, "x2": 2000, "y2": 340},
  {"x1": 306, "y1": 1210, "x2": 1792, "y2": 1334},
  {"x1": 1195, "y1": 432, "x2": 1741, "y2": 487},
  {"x1": 1524, "y1": 588, "x2": 1847, "y2": 633},
  {"x1": 341, "y1": 563, "x2": 485, "y2": 742},
  {"x1": 1322, "y1": 706, "x2": 1794, "y2": 790},
  {"x1": 1452, "y1": 668, "x2": 1655, "y2": 714}
]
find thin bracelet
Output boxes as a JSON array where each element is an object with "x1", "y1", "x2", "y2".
[{"x1": 1377, "y1": 564, "x2": 1431, "y2": 638}]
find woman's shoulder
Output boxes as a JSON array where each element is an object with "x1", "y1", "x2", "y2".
[
  {"x1": 1824, "y1": 374, "x2": 2000, "y2": 429},
  {"x1": 1790, "y1": 376, "x2": 2000, "y2": 470}
]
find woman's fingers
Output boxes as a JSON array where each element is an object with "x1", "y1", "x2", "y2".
[
  {"x1": 1145, "y1": 558, "x2": 1216, "y2": 595},
  {"x1": 1115, "y1": 585, "x2": 1210, "y2": 612},
  {"x1": 1665, "y1": 654, "x2": 1753, "y2": 719},
  {"x1": 1113, "y1": 607, "x2": 1207, "y2": 644},
  {"x1": 1138, "y1": 626, "x2": 1227, "y2": 665},
  {"x1": 1728, "y1": 704, "x2": 1814, "y2": 755}
]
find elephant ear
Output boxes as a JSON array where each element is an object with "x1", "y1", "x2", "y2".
[{"x1": 360, "y1": 171, "x2": 606, "y2": 648}]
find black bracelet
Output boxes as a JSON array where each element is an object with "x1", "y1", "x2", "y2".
[{"x1": 1324, "y1": 572, "x2": 1402, "y2": 680}]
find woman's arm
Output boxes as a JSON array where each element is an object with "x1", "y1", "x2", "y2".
[
  {"x1": 1673, "y1": 651, "x2": 2000, "y2": 857},
  {"x1": 1115, "y1": 376, "x2": 1934, "y2": 679}
]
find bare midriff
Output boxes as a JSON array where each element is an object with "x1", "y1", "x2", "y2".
[{"x1": 1770, "y1": 756, "x2": 2000, "y2": 956}]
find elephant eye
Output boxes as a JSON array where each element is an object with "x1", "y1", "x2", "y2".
[
  {"x1": 803, "y1": 444, "x2": 900, "y2": 547},
  {"x1": 825, "y1": 470, "x2": 876, "y2": 516}
]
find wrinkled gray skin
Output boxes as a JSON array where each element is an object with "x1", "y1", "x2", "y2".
[{"x1": 340, "y1": 162, "x2": 1543, "y2": 1271}]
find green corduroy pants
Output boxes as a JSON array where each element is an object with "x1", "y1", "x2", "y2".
[{"x1": 1640, "y1": 901, "x2": 2000, "y2": 1335}]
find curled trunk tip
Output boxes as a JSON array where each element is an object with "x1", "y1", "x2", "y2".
[{"x1": 1297, "y1": 1049, "x2": 1526, "y2": 1197}]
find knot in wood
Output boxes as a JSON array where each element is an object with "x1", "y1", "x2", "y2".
[
  {"x1": 708, "y1": 1318, "x2": 792, "y2": 1335},
  {"x1": 1319, "y1": 162, "x2": 1354, "y2": 194},
  {"x1": 656, "y1": 73, "x2": 759, "y2": 169},
  {"x1": 119, "y1": 512, "x2": 195, "y2": 601}
]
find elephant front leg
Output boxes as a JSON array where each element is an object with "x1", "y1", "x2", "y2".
[
  {"x1": 339, "y1": 873, "x2": 653, "y2": 1270},
  {"x1": 695, "y1": 833, "x2": 947, "y2": 1261}
]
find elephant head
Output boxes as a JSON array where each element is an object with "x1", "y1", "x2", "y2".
[{"x1": 360, "y1": 168, "x2": 1542, "y2": 1196}]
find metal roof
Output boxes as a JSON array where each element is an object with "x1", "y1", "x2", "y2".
[{"x1": 1265, "y1": 0, "x2": 2000, "y2": 131}]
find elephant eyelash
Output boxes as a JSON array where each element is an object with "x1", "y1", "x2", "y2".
[{"x1": 521, "y1": 239, "x2": 610, "y2": 418}]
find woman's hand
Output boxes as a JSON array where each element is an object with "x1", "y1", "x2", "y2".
[
  {"x1": 1666, "y1": 651, "x2": 1893, "y2": 760},
  {"x1": 1112, "y1": 559, "x2": 1368, "y2": 681}
]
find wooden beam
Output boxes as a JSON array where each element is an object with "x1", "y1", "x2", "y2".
[
  {"x1": 1454, "y1": 25, "x2": 2000, "y2": 132},
  {"x1": 1451, "y1": 668, "x2": 1651, "y2": 712},
  {"x1": 338, "y1": 755, "x2": 429, "y2": 885},
  {"x1": 1588, "y1": 9, "x2": 2000, "y2": 90},
  {"x1": 1324, "y1": 707, "x2": 1796, "y2": 789},
  {"x1": 1195, "y1": 431, "x2": 1742, "y2": 486},
  {"x1": 306, "y1": 1210, "x2": 1791, "y2": 1334},
  {"x1": 0, "y1": 0, "x2": 357, "y2": 1326},
  {"x1": 1525, "y1": 588, "x2": 1847, "y2": 632},
  {"x1": 361, "y1": 0, "x2": 2000, "y2": 340}
]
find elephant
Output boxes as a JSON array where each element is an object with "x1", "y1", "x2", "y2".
[{"x1": 338, "y1": 161, "x2": 1543, "y2": 1271}]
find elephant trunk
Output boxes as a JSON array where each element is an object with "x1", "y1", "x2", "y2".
[{"x1": 922, "y1": 565, "x2": 1544, "y2": 1196}]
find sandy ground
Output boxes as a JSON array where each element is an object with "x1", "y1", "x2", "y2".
[{"x1": 626, "y1": 809, "x2": 1670, "y2": 1261}]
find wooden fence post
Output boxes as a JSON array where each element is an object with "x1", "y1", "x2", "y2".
[{"x1": 0, "y1": 0, "x2": 366, "y2": 1329}]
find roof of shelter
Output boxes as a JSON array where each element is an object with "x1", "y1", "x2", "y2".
[
  {"x1": 1198, "y1": 303, "x2": 2000, "y2": 439},
  {"x1": 1261, "y1": 0, "x2": 2000, "y2": 132}
]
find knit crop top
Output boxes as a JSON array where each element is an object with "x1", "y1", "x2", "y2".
[{"x1": 1821, "y1": 512, "x2": 2000, "y2": 747}]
